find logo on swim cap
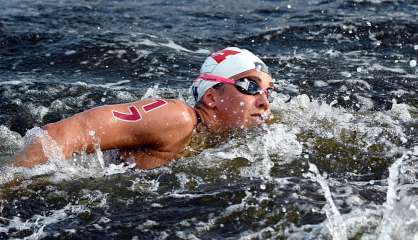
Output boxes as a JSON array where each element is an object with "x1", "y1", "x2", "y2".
[
  {"x1": 211, "y1": 49, "x2": 240, "y2": 64},
  {"x1": 192, "y1": 47, "x2": 270, "y2": 102}
]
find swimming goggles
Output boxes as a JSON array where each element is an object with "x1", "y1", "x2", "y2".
[{"x1": 197, "y1": 73, "x2": 274, "y2": 102}]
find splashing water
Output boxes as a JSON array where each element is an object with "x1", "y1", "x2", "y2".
[
  {"x1": 25, "y1": 127, "x2": 65, "y2": 164},
  {"x1": 0, "y1": 203, "x2": 86, "y2": 240},
  {"x1": 377, "y1": 153, "x2": 418, "y2": 240},
  {"x1": 1, "y1": 0, "x2": 418, "y2": 238},
  {"x1": 306, "y1": 163, "x2": 348, "y2": 240}
]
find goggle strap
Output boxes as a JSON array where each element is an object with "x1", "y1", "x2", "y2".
[{"x1": 195, "y1": 73, "x2": 236, "y2": 85}]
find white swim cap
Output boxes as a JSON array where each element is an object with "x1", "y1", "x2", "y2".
[{"x1": 192, "y1": 47, "x2": 269, "y2": 102}]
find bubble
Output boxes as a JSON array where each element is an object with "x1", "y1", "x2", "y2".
[
  {"x1": 287, "y1": 4, "x2": 292, "y2": 8},
  {"x1": 414, "y1": 45, "x2": 418, "y2": 50},
  {"x1": 356, "y1": 67, "x2": 362, "y2": 72},
  {"x1": 409, "y1": 60, "x2": 417, "y2": 67}
]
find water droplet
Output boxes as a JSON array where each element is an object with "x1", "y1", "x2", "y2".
[
  {"x1": 65, "y1": 50, "x2": 76, "y2": 55},
  {"x1": 239, "y1": 101, "x2": 245, "y2": 106}
]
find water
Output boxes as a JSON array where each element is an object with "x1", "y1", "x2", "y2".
[{"x1": 1, "y1": 0, "x2": 418, "y2": 239}]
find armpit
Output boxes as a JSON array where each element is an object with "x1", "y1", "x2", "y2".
[{"x1": 119, "y1": 148, "x2": 177, "y2": 169}]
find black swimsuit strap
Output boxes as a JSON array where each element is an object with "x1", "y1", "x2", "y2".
[{"x1": 195, "y1": 111, "x2": 202, "y2": 125}]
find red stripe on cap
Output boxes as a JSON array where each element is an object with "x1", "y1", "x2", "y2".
[{"x1": 197, "y1": 73, "x2": 236, "y2": 84}]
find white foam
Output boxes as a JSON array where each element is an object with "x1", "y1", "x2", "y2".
[
  {"x1": 194, "y1": 190, "x2": 254, "y2": 233},
  {"x1": 65, "y1": 50, "x2": 76, "y2": 55},
  {"x1": 0, "y1": 80, "x2": 22, "y2": 85},
  {"x1": 325, "y1": 49, "x2": 341, "y2": 57},
  {"x1": 0, "y1": 125, "x2": 23, "y2": 156},
  {"x1": 369, "y1": 63, "x2": 406, "y2": 74},
  {"x1": 134, "y1": 38, "x2": 209, "y2": 54},
  {"x1": 27, "y1": 103, "x2": 49, "y2": 123},
  {"x1": 0, "y1": 203, "x2": 86, "y2": 238},
  {"x1": 70, "y1": 80, "x2": 131, "y2": 90},
  {"x1": 160, "y1": 40, "x2": 193, "y2": 53},
  {"x1": 0, "y1": 127, "x2": 135, "y2": 183},
  {"x1": 191, "y1": 123, "x2": 302, "y2": 179},
  {"x1": 141, "y1": 84, "x2": 161, "y2": 99},
  {"x1": 103, "y1": 80, "x2": 131, "y2": 87},
  {"x1": 390, "y1": 100, "x2": 413, "y2": 122},
  {"x1": 270, "y1": 94, "x2": 411, "y2": 156},
  {"x1": 314, "y1": 80, "x2": 329, "y2": 87},
  {"x1": 340, "y1": 71, "x2": 352, "y2": 78}
]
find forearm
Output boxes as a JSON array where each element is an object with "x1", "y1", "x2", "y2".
[
  {"x1": 12, "y1": 115, "x2": 89, "y2": 167},
  {"x1": 13, "y1": 139, "x2": 48, "y2": 167}
]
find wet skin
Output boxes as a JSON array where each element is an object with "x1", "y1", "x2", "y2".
[
  {"x1": 209, "y1": 69, "x2": 273, "y2": 130},
  {"x1": 12, "y1": 69, "x2": 273, "y2": 169}
]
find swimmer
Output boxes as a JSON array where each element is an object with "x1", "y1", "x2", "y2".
[{"x1": 12, "y1": 47, "x2": 274, "y2": 169}]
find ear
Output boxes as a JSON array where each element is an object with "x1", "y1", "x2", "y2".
[{"x1": 200, "y1": 88, "x2": 218, "y2": 109}]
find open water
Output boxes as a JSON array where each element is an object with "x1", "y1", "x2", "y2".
[{"x1": 0, "y1": 0, "x2": 418, "y2": 239}]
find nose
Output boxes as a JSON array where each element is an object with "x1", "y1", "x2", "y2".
[{"x1": 255, "y1": 92, "x2": 269, "y2": 111}]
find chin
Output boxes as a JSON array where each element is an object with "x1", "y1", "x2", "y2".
[{"x1": 242, "y1": 120, "x2": 259, "y2": 129}]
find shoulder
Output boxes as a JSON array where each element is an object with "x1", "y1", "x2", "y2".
[
  {"x1": 134, "y1": 99, "x2": 197, "y2": 150},
  {"x1": 135, "y1": 98, "x2": 197, "y2": 131}
]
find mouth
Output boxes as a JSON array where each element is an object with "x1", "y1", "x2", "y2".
[
  {"x1": 251, "y1": 114, "x2": 262, "y2": 122},
  {"x1": 250, "y1": 112, "x2": 271, "y2": 122}
]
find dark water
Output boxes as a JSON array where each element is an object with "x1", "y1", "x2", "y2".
[{"x1": 1, "y1": 0, "x2": 418, "y2": 239}]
